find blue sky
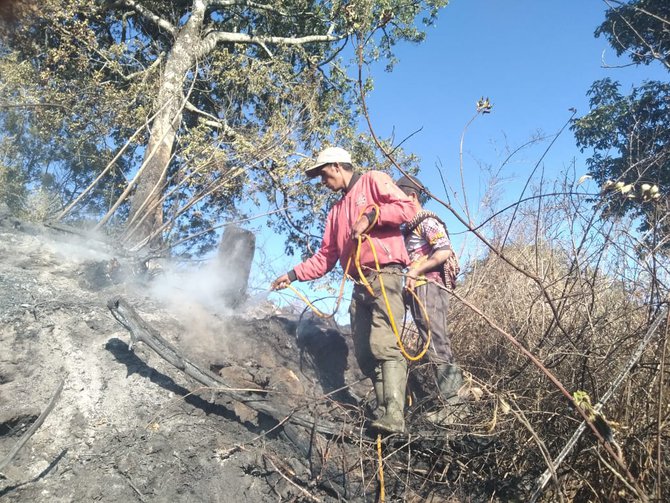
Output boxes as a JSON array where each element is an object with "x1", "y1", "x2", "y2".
[
  {"x1": 257, "y1": 0, "x2": 668, "y2": 317},
  {"x1": 362, "y1": 0, "x2": 666, "y2": 222}
]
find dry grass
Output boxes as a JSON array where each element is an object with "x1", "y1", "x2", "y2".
[{"x1": 435, "y1": 188, "x2": 670, "y2": 502}]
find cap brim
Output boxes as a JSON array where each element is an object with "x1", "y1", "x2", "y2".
[
  {"x1": 304, "y1": 162, "x2": 326, "y2": 178},
  {"x1": 397, "y1": 177, "x2": 424, "y2": 194}
]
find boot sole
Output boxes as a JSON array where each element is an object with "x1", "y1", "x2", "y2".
[{"x1": 369, "y1": 420, "x2": 406, "y2": 434}]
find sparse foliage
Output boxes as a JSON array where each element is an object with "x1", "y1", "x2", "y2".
[
  {"x1": 0, "y1": 0, "x2": 447, "y2": 256},
  {"x1": 572, "y1": 78, "x2": 670, "y2": 240},
  {"x1": 442, "y1": 169, "x2": 668, "y2": 501},
  {"x1": 598, "y1": 0, "x2": 670, "y2": 69}
]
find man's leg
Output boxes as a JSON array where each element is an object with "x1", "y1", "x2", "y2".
[
  {"x1": 349, "y1": 286, "x2": 384, "y2": 419},
  {"x1": 367, "y1": 269, "x2": 408, "y2": 433},
  {"x1": 411, "y1": 282, "x2": 453, "y2": 365},
  {"x1": 365, "y1": 269, "x2": 407, "y2": 363},
  {"x1": 413, "y1": 282, "x2": 467, "y2": 424}
]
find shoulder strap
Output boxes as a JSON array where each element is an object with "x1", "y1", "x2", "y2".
[
  {"x1": 404, "y1": 210, "x2": 449, "y2": 238},
  {"x1": 404, "y1": 210, "x2": 459, "y2": 289}
]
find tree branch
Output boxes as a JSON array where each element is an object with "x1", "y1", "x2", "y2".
[
  {"x1": 114, "y1": 0, "x2": 177, "y2": 36},
  {"x1": 207, "y1": 0, "x2": 288, "y2": 16},
  {"x1": 106, "y1": 296, "x2": 350, "y2": 438},
  {"x1": 604, "y1": 0, "x2": 670, "y2": 27},
  {"x1": 199, "y1": 30, "x2": 346, "y2": 58},
  {"x1": 183, "y1": 100, "x2": 237, "y2": 137},
  {"x1": 603, "y1": 0, "x2": 670, "y2": 70},
  {"x1": 0, "y1": 380, "x2": 65, "y2": 474},
  {"x1": 529, "y1": 307, "x2": 666, "y2": 502}
]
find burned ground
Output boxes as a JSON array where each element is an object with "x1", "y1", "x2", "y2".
[{"x1": 0, "y1": 220, "x2": 505, "y2": 502}]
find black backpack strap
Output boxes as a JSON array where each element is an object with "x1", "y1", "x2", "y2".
[{"x1": 404, "y1": 211, "x2": 459, "y2": 289}]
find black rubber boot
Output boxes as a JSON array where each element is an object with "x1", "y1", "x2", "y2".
[
  {"x1": 371, "y1": 364, "x2": 385, "y2": 420},
  {"x1": 436, "y1": 363, "x2": 463, "y2": 403},
  {"x1": 370, "y1": 360, "x2": 407, "y2": 434},
  {"x1": 425, "y1": 363, "x2": 467, "y2": 425}
]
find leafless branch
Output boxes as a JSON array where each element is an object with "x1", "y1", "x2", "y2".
[
  {"x1": 199, "y1": 31, "x2": 346, "y2": 58},
  {"x1": 0, "y1": 380, "x2": 65, "y2": 475},
  {"x1": 529, "y1": 307, "x2": 665, "y2": 502}
]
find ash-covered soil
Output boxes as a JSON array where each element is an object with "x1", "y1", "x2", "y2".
[
  {"x1": 0, "y1": 215, "x2": 505, "y2": 503},
  {"x1": 0, "y1": 219, "x2": 369, "y2": 502}
]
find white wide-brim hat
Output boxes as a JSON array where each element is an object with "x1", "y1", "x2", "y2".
[{"x1": 304, "y1": 147, "x2": 352, "y2": 177}]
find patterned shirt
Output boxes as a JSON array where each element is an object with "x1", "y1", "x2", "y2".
[{"x1": 404, "y1": 216, "x2": 453, "y2": 284}]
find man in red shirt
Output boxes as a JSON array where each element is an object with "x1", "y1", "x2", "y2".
[{"x1": 272, "y1": 147, "x2": 416, "y2": 433}]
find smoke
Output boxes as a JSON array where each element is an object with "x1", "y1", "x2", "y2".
[
  {"x1": 45, "y1": 232, "x2": 115, "y2": 264},
  {"x1": 148, "y1": 259, "x2": 240, "y2": 314},
  {"x1": 144, "y1": 257, "x2": 260, "y2": 358},
  {"x1": 27, "y1": 223, "x2": 272, "y2": 358}
]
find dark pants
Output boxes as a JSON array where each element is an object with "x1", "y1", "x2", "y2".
[
  {"x1": 407, "y1": 281, "x2": 453, "y2": 364},
  {"x1": 349, "y1": 267, "x2": 406, "y2": 380}
]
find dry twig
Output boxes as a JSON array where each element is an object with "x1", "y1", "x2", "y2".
[{"x1": 0, "y1": 379, "x2": 65, "y2": 474}]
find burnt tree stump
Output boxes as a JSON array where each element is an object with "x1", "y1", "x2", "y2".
[{"x1": 216, "y1": 225, "x2": 255, "y2": 307}]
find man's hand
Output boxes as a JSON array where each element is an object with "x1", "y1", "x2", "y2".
[
  {"x1": 351, "y1": 215, "x2": 370, "y2": 240},
  {"x1": 271, "y1": 274, "x2": 291, "y2": 291},
  {"x1": 405, "y1": 268, "x2": 419, "y2": 292}
]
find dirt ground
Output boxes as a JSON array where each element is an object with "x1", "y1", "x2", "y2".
[
  {"x1": 0, "y1": 218, "x2": 375, "y2": 502},
  {"x1": 0, "y1": 215, "x2": 510, "y2": 503}
]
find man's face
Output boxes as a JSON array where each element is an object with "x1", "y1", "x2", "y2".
[
  {"x1": 408, "y1": 191, "x2": 422, "y2": 209},
  {"x1": 318, "y1": 163, "x2": 343, "y2": 191}
]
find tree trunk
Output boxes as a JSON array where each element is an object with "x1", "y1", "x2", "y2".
[{"x1": 125, "y1": 4, "x2": 205, "y2": 250}]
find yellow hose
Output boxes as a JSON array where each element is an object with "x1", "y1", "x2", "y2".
[
  {"x1": 359, "y1": 234, "x2": 431, "y2": 361},
  {"x1": 287, "y1": 204, "x2": 432, "y2": 361},
  {"x1": 377, "y1": 433, "x2": 385, "y2": 502},
  {"x1": 286, "y1": 255, "x2": 352, "y2": 319}
]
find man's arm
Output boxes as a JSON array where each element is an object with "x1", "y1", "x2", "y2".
[
  {"x1": 406, "y1": 248, "x2": 453, "y2": 291},
  {"x1": 270, "y1": 210, "x2": 340, "y2": 289},
  {"x1": 406, "y1": 217, "x2": 454, "y2": 290},
  {"x1": 366, "y1": 171, "x2": 417, "y2": 227},
  {"x1": 271, "y1": 273, "x2": 292, "y2": 291}
]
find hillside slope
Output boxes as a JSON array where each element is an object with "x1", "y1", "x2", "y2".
[
  {"x1": 1, "y1": 217, "x2": 510, "y2": 503},
  {"x1": 0, "y1": 219, "x2": 372, "y2": 502}
]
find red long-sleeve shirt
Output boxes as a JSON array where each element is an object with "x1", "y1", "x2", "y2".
[{"x1": 294, "y1": 171, "x2": 416, "y2": 281}]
